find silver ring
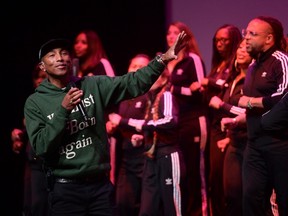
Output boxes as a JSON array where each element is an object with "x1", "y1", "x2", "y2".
[{"x1": 69, "y1": 99, "x2": 73, "y2": 104}]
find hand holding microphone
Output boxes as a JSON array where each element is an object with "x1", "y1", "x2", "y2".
[
  {"x1": 62, "y1": 86, "x2": 83, "y2": 109},
  {"x1": 62, "y1": 82, "x2": 90, "y2": 122},
  {"x1": 64, "y1": 58, "x2": 90, "y2": 122},
  {"x1": 70, "y1": 82, "x2": 90, "y2": 122}
]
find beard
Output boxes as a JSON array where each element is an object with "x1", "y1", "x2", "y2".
[
  {"x1": 247, "y1": 49, "x2": 258, "y2": 59},
  {"x1": 246, "y1": 42, "x2": 266, "y2": 59},
  {"x1": 246, "y1": 45, "x2": 261, "y2": 59}
]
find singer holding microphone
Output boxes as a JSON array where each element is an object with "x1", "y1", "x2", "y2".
[{"x1": 24, "y1": 32, "x2": 187, "y2": 216}]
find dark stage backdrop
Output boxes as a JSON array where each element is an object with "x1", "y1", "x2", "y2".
[
  {"x1": 167, "y1": 0, "x2": 288, "y2": 73},
  {"x1": 4, "y1": 0, "x2": 287, "y2": 215},
  {"x1": 1, "y1": 1, "x2": 166, "y2": 215}
]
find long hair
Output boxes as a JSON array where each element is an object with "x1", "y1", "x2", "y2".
[
  {"x1": 225, "y1": 39, "x2": 245, "y2": 84},
  {"x1": 74, "y1": 30, "x2": 108, "y2": 74},
  {"x1": 168, "y1": 21, "x2": 202, "y2": 58},
  {"x1": 211, "y1": 24, "x2": 242, "y2": 76}
]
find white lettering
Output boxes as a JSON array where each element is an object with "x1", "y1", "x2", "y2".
[
  {"x1": 47, "y1": 94, "x2": 95, "y2": 120},
  {"x1": 47, "y1": 113, "x2": 54, "y2": 120},
  {"x1": 47, "y1": 94, "x2": 96, "y2": 160},
  {"x1": 59, "y1": 135, "x2": 93, "y2": 159},
  {"x1": 67, "y1": 117, "x2": 96, "y2": 135}
]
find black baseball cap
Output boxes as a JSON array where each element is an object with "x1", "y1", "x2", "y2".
[{"x1": 38, "y1": 38, "x2": 71, "y2": 60}]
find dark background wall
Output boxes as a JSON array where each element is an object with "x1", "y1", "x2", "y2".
[
  {"x1": 167, "y1": 0, "x2": 288, "y2": 72},
  {"x1": 1, "y1": 0, "x2": 287, "y2": 214},
  {"x1": 1, "y1": 1, "x2": 166, "y2": 215}
]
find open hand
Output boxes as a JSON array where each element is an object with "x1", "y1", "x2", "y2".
[{"x1": 162, "y1": 31, "x2": 187, "y2": 62}]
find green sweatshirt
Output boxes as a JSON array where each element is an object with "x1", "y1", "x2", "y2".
[{"x1": 24, "y1": 59, "x2": 164, "y2": 178}]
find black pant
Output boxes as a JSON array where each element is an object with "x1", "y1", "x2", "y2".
[
  {"x1": 243, "y1": 139, "x2": 288, "y2": 216},
  {"x1": 49, "y1": 176, "x2": 116, "y2": 216},
  {"x1": 223, "y1": 144, "x2": 245, "y2": 216},
  {"x1": 23, "y1": 159, "x2": 49, "y2": 216}
]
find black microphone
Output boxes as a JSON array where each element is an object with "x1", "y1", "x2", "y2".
[
  {"x1": 72, "y1": 58, "x2": 79, "y2": 77},
  {"x1": 70, "y1": 82, "x2": 90, "y2": 122}
]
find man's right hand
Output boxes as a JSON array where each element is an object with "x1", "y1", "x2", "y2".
[{"x1": 62, "y1": 87, "x2": 83, "y2": 110}]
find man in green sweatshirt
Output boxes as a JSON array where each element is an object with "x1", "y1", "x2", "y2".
[{"x1": 24, "y1": 31, "x2": 186, "y2": 216}]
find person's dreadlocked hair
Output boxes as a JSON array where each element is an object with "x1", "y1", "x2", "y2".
[{"x1": 256, "y1": 16, "x2": 287, "y2": 52}]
